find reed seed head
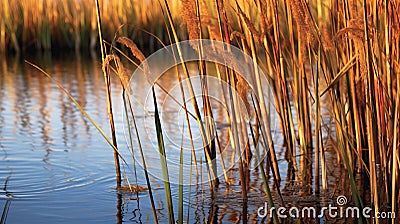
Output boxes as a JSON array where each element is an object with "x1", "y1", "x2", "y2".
[
  {"x1": 117, "y1": 36, "x2": 146, "y2": 63},
  {"x1": 290, "y1": 0, "x2": 317, "y2": 46},
  {"x1": 181, "y1": 0, "x2": 200, "y2": 41},
  {"x1": 103, "y1": 54, "x2": 130, "y2": 90}
]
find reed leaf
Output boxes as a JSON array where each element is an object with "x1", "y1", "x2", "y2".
[
  {"x1": 249, "y1": 120, "x2": 279, "y2": 224},
  {"x1": 152, "y1": 86, "x2": 175, "y2": 223}
]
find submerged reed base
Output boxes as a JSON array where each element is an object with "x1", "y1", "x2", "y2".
[{"x1": 117, "y1": 185, "x2": 147, "y2": 194}]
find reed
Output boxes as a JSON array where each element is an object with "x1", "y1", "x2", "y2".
[
  {"x1": 152, "y1": 87, "x2": 175, "y2": 223},
  {"x1": 114, "y1": 0, "x2": 399, "y2": 221},
  {"x1": 178, "y1": 127, "x2": 184, "y2": 224},
  {"x1": 95, "y1": 0, "x2": 121, "y2": 188},
  {"x1": 111, "y1": 36, "x2": 159, "y2": 222},
  {"x1": 22, "y1": 0, "x2": 400, "y2": 222},
  {"x1": 25, "y1": 60, "x2": 129, "y2": 166},
  {"x1": 0, "y1": 0, "x2": 180, "y2": 53},
  {"x1": 162, "y1": 0, "x2": 220, "y2": 191}
]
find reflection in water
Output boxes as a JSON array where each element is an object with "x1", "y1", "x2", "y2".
[
  {"x1": 0, "y1": 56, "x2": 125, "y2": 223},
  {"x1": 1, "y1": 176, "x2": 13, "y2": 223},
  {"x1": 37, "y1": 60, "x2": 53, "y2": 161},
  {"x1": 116, "y1": 193, "x2": 122, "y2": 224}
]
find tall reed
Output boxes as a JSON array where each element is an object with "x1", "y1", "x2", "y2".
[
  {"x1": 23, "y1": 0, "x2": 400, "y2": 222},
  {"x1": 95, "y1": 0, "x2": 121, "y2": 187}
]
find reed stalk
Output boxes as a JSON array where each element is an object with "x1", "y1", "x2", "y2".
[
  {"x1": 362, "y1": 0, "x2": 380, "y2": 220},
  {"x1": 95, "y1": 0, "x2": 122, "y2": 188},
  {"x1": 162, "y1": 0, "x2": 219, "y2": 189},
  {"x1": 314, "y1": 44, "x2": 322, "y2": 194},
  {"x1": 250, "y1": 96, "x2": 280, "y2": 223},
  {"x1": 19, "y1": 0, "x2": 400, "y2": 222},
  {"x1": 0, "y1": 3, "x2": 5, "y2": 53},
  {"x1": 178, "y1": 127, "x2": 184, "y2": 224},
  {"x1": 113, "y1": 36, "x2": 160, "y2": 223},
  {"x1": 227, "y1": 71, "x2": 248, "y2": 201},
  {"x1": 245, "y1": 9, "x2": 282, "y2": 184},
  {"x1": 152, "y1": 87, "x2": 175, "y2": 223},
  {"x1": 125, "y1": 93, "x2": 159, "y2": 223},
  {"x1": 25, "y1": 61, "x2": 128, "y2": 166},
  {"x1": 392, "y1": 76, "x2": 399, "y2": 224}
]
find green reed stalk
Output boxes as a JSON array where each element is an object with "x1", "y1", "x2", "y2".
[
  {"x1": 250, "y1": 126, "x2": 278, "y2": 223},
  {"x1": 250, "y1": 97, "x2": 279, "y2": 224},
  {"x1": 333, "y1": 98, "x2": 364, "y2": 224},
  {"x1": 186, "y1": 151, "x2": 193, "y2": 222},
  {"x1": 214, "y1": 128, "x2": 229, "y2": 184},
  {"x1": 152, "y1": 87, "x2": 175, "y2": 223},
  {"x1": 125, "y1": 93, "x2": 159, "y2": 223}
]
